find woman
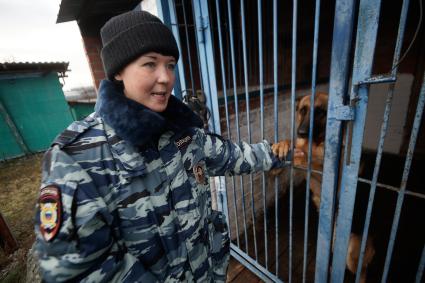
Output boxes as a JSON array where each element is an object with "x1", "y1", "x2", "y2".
[{"x1": 35, "y1": 10, "x2": 289, "y2": 282}]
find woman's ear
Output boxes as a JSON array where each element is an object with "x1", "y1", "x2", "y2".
[{"x1": 114, "y1": 73, "x2": 123, "y2": 81}]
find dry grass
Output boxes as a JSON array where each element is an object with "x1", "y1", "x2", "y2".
[{"x1": 0, "y1": 153, "x2": 43, "y2": 282}]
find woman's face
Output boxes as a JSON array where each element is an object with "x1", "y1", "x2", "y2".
[{"x1": 115, "y1": 52, "x2": 176, "y2": 112}]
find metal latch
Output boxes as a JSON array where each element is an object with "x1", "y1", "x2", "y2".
[
  {"x1": 330, "y1": 96, "x2": 360, "y2": 121},
  {"x1": 332, "y1": 105, "x2": 355, "y2": 121},
  {"x1": 335, "y1": 74, "x2": 396, "y2": 165},
  {"x1": 345, "y1": 96, "x2": 361, "y2": 165}
]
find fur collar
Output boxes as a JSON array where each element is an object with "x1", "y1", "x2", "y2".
[{"x1": 95, "y1": 79, "x2": 203, "y2": 146}]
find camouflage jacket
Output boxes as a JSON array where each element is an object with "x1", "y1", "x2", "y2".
[{"x1": 35, "y1": 80, "x2": 282, "y2": 282}]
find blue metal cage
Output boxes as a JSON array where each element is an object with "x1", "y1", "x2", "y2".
[{"x1": 154, "y1": 0, "x2": 425, "y2": 282}]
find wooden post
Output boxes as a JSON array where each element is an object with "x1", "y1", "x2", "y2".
[
  {"x1": 0, "y1": 212, "x2": 18, "y2": 254},
  {"x1": 0, "y1": 99, "x2": 30, "y2": 154}
]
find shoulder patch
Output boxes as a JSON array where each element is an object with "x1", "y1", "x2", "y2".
[
  {"x1": 175, "y1": 135, "x2": 192, "y2": 149},
  {"x1": 51, "y1": 116, "x2": 99, "y2": 148},
  {"x1": 39, "y1": 186, "x2": 62, "y2": 242},
  {"x1": 52, "y1": 129, "x2": 85, "y2": 148}
]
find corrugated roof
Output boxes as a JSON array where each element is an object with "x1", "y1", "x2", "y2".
[
  {"x1": 57, "y1": 0, "x2": 141, "y2": 23},
  {"x1": 0, "y1": 62, "x2": 69, "y2": 74}
]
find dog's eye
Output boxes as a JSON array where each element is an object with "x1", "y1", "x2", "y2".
[{"x1": 300, "y1": 107, "x2": 307, "y2": 115}]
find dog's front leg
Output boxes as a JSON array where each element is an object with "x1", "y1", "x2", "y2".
[{"x1": 270, "y1": 140, "x2": 292, "y2": 176}]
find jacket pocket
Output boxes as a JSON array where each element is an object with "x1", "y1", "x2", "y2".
[{"x1": 207, "y1": 210, "x2": 230, "y2": 281}]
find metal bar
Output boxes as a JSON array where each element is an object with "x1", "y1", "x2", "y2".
[
  {"x1": 253, "y1": 0, "x2": 269, "y2": 270},
  {"x1": 181, "y1": 0, "x2": 196, "y2": 97},
  {"x1": 255, "y1": 0, "x2": 269, "y2": 269},
  {"x1": 191, "y1": 0, "x2": 221, "y2": 133},
  {"x1": 354, "y1": 83, "x2": 396, "y2": 283},
  {"x1": 289, "y1": 0, "x2": 298, "y2": 280},
  {"x1": 236, "y1": 50, "x2": 249, "y2": 256},
  {"x1": 331, "y1": 0, "x2": 382, "y2": 280},
  {"x1": 190, "y1": 1, "x2": 205, "y2": 93},
  {"x1": 167, "y1": 0, "x2": 185, "y2": 100},
  {"x1": 352, "y1": 0, "x2": 414, "y2": 269},
  {"x1": 231, "y1": 244, "x2": 283, "y2": 283},
  {"x1": 234, "y1": 13, "x2": 249, "y2": 259},
  {"x1": 257, "y1": 0, "x2": 264, "y2": 142},
  {"x1": 226, "y1": 0, "x2": 248, "y2": 251},
  {"x1": 232, "y1": 177, "x2": 240, "y2": 247},
  {"x1": 157, "y1": 0, "x2": 185, "y2": 100},
  {"x1": 379, "y1": 6, "x2": 421, "y2": 279},
  {"x1": 314, "y1": 0, "x2": 357, "y2": 280},
  {"x1": 303, "y1": 0, "x2": 321, "y2": 282},
  {"x1": 273, "y1": 0, "x2": 279, "y2": 276},
  {"x1": 357, "y1": 178, "x2": 425, "y2": 200},
  {"x1": 416, "y1": 243, "x2": 425, "y2": 283},
  {"x1": 350, "y1": 0, "x2": 413, "y2": 280},
  {"x1": 273, "y1": 0, "x2": 278, "y2": 144},
  {"x1": 390, "y1": 0, "x2": 413, "y2": 75},
  {"x1": 214, "y1": 0, "x2": 232, "y2": 239},
  {"x1": 239, "y1": 166, "x2": 249, "y2": 251},
  {"x1": 356, "y1": 0, "x2": 409, "y2": 283},
  {"x1": 240, "y1": 0, "x2": 257, "y2": 261},
  {"x1": 259, "y1": 174, "x2": 270, "y2": 266},
  {"x1": 357, "y1": 75, "x2": 397, "y2": 85},
  {"x1": 241, "y1": 0, "x2": 251, "y2": 145},
  {"x1": 382, "y1": 72, "x2": 425, "y2": 283}
]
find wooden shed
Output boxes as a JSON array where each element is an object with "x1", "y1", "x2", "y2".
[{"x1": 0, "y1": 62, "x2": 72, "y2": 160}]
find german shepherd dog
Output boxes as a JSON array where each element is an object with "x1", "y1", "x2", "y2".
[
  {"x1": 271, "y1": 92, "x2": 375, "y2": 283},
  {"x1": 271, "y1": 92, "x2": 327, "y2": 209}
]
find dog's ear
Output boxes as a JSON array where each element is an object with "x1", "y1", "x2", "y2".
[{"x1": 295, "y1": 96, "x2": 302, "y2": 111}]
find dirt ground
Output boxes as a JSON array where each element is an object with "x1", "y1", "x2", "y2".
[{"x1": 0, "y1": 153, "x2": 43, "y2": 282}]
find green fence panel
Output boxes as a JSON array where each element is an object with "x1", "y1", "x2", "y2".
[{"x1": 0, "y1": 73, "x2": 73, "y2": 160}]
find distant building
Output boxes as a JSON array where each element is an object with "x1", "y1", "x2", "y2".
[
  {"x1": 65, "y1": 86, "x2": 97, "y2": 120},
  {"x1": 64, "y1": 86, "x2": 97, "y2": 102}
]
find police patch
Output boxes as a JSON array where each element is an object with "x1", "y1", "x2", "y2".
[
  {"x1": 39, "y1": 186, "x2": 62, "y2": 242},
  {"x1": 193, "y1": 163, "x2": 206, "y2": 184}
]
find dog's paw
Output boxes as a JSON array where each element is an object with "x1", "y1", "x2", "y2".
[{"x1": 272, "y1": 140, "x2": 291, "y2": 159}]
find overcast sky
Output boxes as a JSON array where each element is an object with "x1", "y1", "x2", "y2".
[{"x1": 0, "y1": 0, "x2": 93, "y2": 90}]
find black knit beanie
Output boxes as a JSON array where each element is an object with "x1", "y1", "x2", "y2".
[{"x1": 100, "y1": 10, "x2": 180, "y2": 80}]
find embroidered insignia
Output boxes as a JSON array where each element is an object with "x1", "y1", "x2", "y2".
[
  {"x1": 193, "y1": 164, "x2": 206, "y2": 184},
  {"x1": 175, "y1": 135, "x2": 192, "y2": 149},
  {"x1": 39, "y1": 186, "x2": 62, "y2": 242}
]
